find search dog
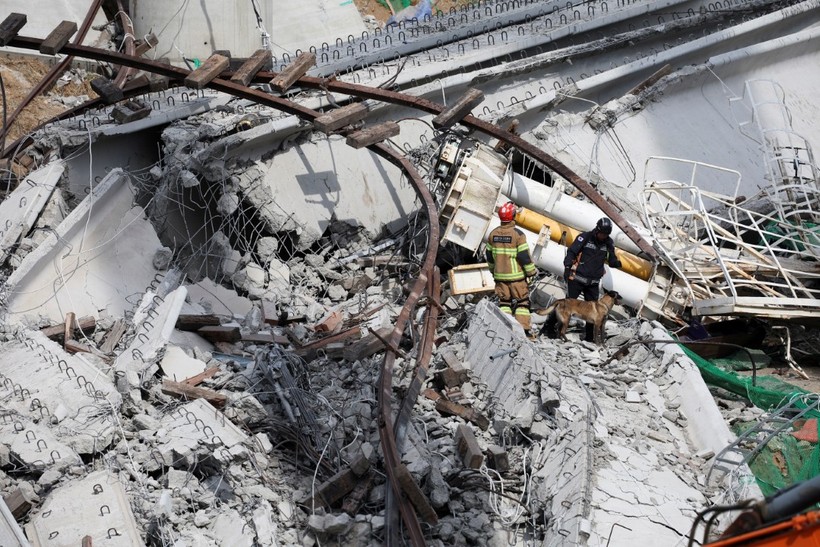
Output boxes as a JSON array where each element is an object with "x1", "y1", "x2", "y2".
[{"x1": 535, "y1": 290, "x2": 621, "y2": 345}]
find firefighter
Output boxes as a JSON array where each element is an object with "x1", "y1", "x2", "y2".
[
  {"x1": 486, "y1": 202, "x2": 537, "y2": 338},
  {"x1": 544, "y1": 217, "x2": 623, "y2": 341}
]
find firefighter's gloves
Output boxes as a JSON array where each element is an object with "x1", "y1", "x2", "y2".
[{"x1": 613, "y1": 259, "x2": 623, "y2": 269}]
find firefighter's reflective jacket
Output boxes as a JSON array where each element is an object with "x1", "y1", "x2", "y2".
[{"x1": 485, "y1": 222, "x2": 536, "y2": 281}]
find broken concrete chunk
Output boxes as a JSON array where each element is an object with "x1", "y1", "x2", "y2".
[
  {"x1": 625, "y1": 390, "x2": 642, "y2": 403},
  {"x1": 160, "y1": 345, "x2": 208, "y2": 381},
  {"x1": 455, "y1": 425, "x2": 484, "y2": 469},
  {"x1": 153, "y1": 247, "x2": 174, "y2": 270},
  {"x1": 25, "y1": 470, "x2": 142, "y2": 545},
  {"x1": 256, "y1": 236, "x2": 280, "y2": 261}
]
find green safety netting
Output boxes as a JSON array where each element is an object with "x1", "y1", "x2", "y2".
[
  {"x1": 378, "y1": 0, "x2": 413, "y2": 10},
  {"x1": 763, "y1": 220, "x2": 820, "y2": 253},
  {"x1": 682, "y1": 346, "x2": 820, "y2": 496}
]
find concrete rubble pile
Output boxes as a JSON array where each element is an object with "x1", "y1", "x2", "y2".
[
  {"x1": 0, "y1": 146, "x2": 760, "y2": 544},
  {"x1": 0, "y1": 76, "x2": 768, "y2": 547},
  {"x1": 5, "y1": 0, "x2": 818, "y2": 544}
]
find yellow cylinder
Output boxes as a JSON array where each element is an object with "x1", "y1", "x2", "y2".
[{"x1": 515, "y1": 208, "x2": 654, "y2": 281}]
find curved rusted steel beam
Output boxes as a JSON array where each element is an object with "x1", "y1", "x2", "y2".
[
  {"x1": 291, "y1": 75, "x2": 659, "y2": 261},
  {"x1": 3, "y1": 35, "x2": 657, "y2": 260},
  {"x1": 369, "y1": 144, "x2": 440, "y2": 546}
]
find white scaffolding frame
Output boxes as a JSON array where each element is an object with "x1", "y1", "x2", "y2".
[{"x1": 641, "y1": 156, "x2": 820, "y2": 320}]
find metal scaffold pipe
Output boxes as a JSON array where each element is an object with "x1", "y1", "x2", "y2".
[{"x1": 503, "y1": 171, "x2": 654, "y2": 257}]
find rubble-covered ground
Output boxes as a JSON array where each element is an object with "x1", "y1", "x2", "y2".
[
  {"x1": 1, "y1": 19, "x2": 818, "y2": 543},
  {"x1": 0, "y1": 124, "x2": 770, "y2": 545}
]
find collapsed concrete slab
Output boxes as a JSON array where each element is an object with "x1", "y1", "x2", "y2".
[
  {"x1": 464, "y1": 299, "x2": 561, "y2": 429},
  {"x1": 236, "y1": 136, "x2": 417, "y2": 250},
  {"x1": 0, "y1": 330, "x2": 121, "y2": 464},
  {"x1": 153, "y1": 399, "x2": 249, "y2": 470},
  {"x1": 0, "y1": 161, "x2": 62, "y2": 265},
  {"x1": 25, "y1": 470, "x2": 141, "y2": 547},
  {"x1": 186, "y1": 277, "x2": 253, "y2": 318},
  {"x1": 0, "y1": 496, "x2": 29, "y2": 547},
  {"x1": 3, "y1": 169, "x2": 165, "y2": 325}
]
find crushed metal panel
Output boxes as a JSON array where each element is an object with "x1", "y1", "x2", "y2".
[
  {"x1": 448, "y1": 263, "x2": 495, "y2": 295},
  {"x1": 642, "y1": 156, "x2": 820, "y2": 321},
  {"x1": 25, "y1": 470, "x2": 141, "y2": 546}
]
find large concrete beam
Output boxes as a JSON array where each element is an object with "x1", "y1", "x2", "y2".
[{"x1": 4, "y1": 170, "x2": 165, "y2": 325}]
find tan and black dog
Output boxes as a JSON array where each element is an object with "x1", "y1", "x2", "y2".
[{"x1": 536, "y1": 291, "x2": 621, "y2": 344}]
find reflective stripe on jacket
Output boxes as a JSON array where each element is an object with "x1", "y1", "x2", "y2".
[{"x1": 485, "y1": 222, "x2": 536, "y2": 281}]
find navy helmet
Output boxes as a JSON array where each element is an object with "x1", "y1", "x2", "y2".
[{"x1": 596, "y1": 217, "x2": 613, "y2": 234}]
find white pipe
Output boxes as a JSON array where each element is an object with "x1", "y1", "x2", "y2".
[
  {"x1": 502, "y1": 171, "x2": 653, "y2": 256},
  {"x1": 484, "y1": 217, "x2": 650, "y2": 309}
]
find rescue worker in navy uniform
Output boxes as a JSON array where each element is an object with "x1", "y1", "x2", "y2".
[
  {"x1": 545, "y1": 217, "x2": 623, "y2": 341},
  {"x1": 486, "y1": 202, "x2": 538, "y2": 339}
]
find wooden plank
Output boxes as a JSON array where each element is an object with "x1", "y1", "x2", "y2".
[
  {"x1": 110, "y1": 100, "x2": 151, "y2": 124},
  {"x1": 176, "y1": 314, "x2": 221, "y2": 331},
  {"x1": 342, "y1": 327, "x2": 392, "y2": 362},
  {"x1": 0, "y1": 13, "x2": 26, "y2": 47},
  {"x1": 435, "y1": 398, "x2": 490, "y2": 430},
  {"x1": 40, "y1": 316, "x2": 96, "y2": 339},
  {"x1": 63, "y1": 312, "x2": 75, "y2": 348},
  {"x1": 314, "y1": 310, "x2": 342, "y2": 333},
  {"x1": 133, "y1": 33, "x2": 158, "y2": 57},
  {"x1": 432, "y1": 88, "x2": 484, "y2": 129},
  {"x1": 181, "y1": 367, "x2": 219, "y2": 387},
  {"x1": 39, "y1": 21, "x2": 77, "y2": 55},
  {"x1": 231, "y1": 48, "x2": 271, "y2": 86},
  {"x1": 90, "y1": 77, "x2": 124, "y2": 104},
  {"x1": 395, "y1": 464, "x2": 438, "y2": 524},
  {"x1": 342, "y1": 474, "x2": 372, "y2": 516},
  {"x1": 64, "y1": 339, "x2": 92, "y2": 355},
  {"x1": 183, "y1": 53, "x2": 230, "y2": 89},
  {"x1": 313, "y1": 103, "x2": 368, "y2": 134},
  {"x1": 241, "y1": 332, "x2": 290, "y2": 345},
  {"x1": 487, "y1": 445, "x2": 510, "y2": 473},
  {"x1": 295, "y1": 326, "x2": 362, "y2": 359},
  {"x1": 161, "y1": 379, "x2": 227, "y2": 407},
  {"x1": 197, "y1": 325, "x2": 241, "y2": 343},
  {"x1": 301, "y1": 468, "x2": 357, "y2": 508},
  {"x1": 2, "y1": 488, "x2": 35, "y2": 520},
  {"x1": 270, "y1": 52, "x2": 316, "y2": 92},
  {"x1": 455, "y1": 425, "x2": 484, "y2": 469},
  {"x1": 100, "y1": 319, "x2": 126, "y2": 354},
  {"x1": 345, "y1": 121, "x2": 400, "y2": 149}
]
